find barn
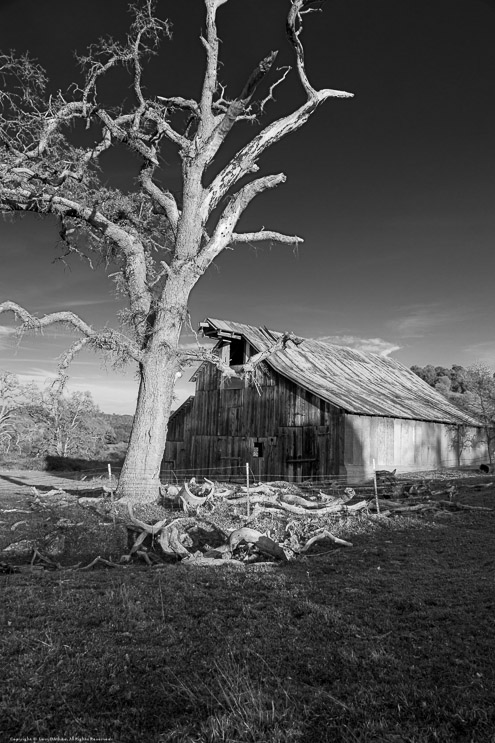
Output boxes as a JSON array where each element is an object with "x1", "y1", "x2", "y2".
[{"x1": 164, "y1": 318, "x2": 487, "y2": 482}]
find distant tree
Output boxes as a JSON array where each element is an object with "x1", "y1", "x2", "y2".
[
  {"x1": 461, "y1": 365, "x2": 495, "y2": 464},
  {"x1": 411, "y1": 362, "x2": 495, "y2": 464},
  {"x1": 411, "y1": 364, "x2": 469, "y2": 395},
  {"x1": 434, "y1": 375, "x2": 452, "y2": 397},
  {"x1": 0, "y1": 0, "x2": 352, "y2": 502},
  {"x1": 24, "y1": 387, "x2": 113, "y2": 458},
  {"x1": 450, "y1": 365, "x2": 469, "y2": 394},
  {"x1": 434, "y1": 365, "x2": 451, "y2": 379},
  {"x1": 0, "y1": 371, "x2": 22, "y2": 453},
  {"x1": 410, "y1": 364, "x2": 438, "y2": 387}
]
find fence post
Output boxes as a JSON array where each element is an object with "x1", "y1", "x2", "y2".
[
  {"x1": 372, "y1": 458, "x2": 380, "y2": 515},
  {"x1": 108, "y1": 463, "x2": 116, "y2": 525},
  {"x1": 246, "y1": 462, "x2": 250, "y2": 517}
]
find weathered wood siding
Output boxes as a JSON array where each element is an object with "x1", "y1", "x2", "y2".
[
  {"x1": 343, "y1": 414, "x2": 488, "y2": 481},
  {"x1": 164, "y1": 362, "x2": 342, "y2": 480},
  {"x1": 165, "y1": 366, "x2": 489, "y2": 482}
]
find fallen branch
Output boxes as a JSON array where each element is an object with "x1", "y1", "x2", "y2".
[
  {"x1": 239, "y1": 484, "x2": 276, "y2": 495},
  {"x1": 79, "y1": 556, "x2": 119, "y2": 570},
  {"x1": 464, "y1": 482, "x2": 494, "y2": 490},
  {"x1": 437, "y1": 500, "x2": 494, "y2": 512},
  {"x1": 136, "y1": 549, "x2": 153, "y2": 566},
  {"x1": 226, "y1": 495, "x2": 368, "y2": 515},
  {"x1": 228, "y1": 527, "x2": 288, "y2": 562},
  {"x1": 272, "y1": 492, "x2": 328, "y2": 509},
  {"x1": 299, "y1": 531, "x2": 353, "y2": 552},
  {"x1": 158, "y1": 524, "x2": 191, "y2": 558},
  {"x1": 127, "y1": 503, "x2": 169, "y2": 534},
  {"x1": 178, "y1": 481, "x2": 213, "y2": 512}
]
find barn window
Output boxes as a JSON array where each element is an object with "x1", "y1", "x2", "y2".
[
  {"x1": 253, "y1": 440, "x2": 264, "y2": 458},
  {"x1": 229, "y1": 339, "x2": 245, "y2": 366}
]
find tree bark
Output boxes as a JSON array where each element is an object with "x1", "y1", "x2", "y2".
[
  {"x1": 117, "y1": 263, "x2": 194, "y2": 503},
  {"x1": 117, "y1": 351, "x2": 179, "y2": 503}
]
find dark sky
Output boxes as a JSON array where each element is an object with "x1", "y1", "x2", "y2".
[{"x1": 1, "y1": 0, "x2": 495, "y2": 412}]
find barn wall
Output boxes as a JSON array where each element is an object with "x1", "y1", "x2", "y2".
[
  {"x1": 342, "y1": 414, "x2": 488, "y2": 482},
  {"x1": 163, "y1": 362, "x2": 342, "y2": 480},
  {"x1": 164, "y1": 365, "x2": 489, "y2": 482}
]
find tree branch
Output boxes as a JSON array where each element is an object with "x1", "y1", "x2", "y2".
[
  {"x1": 198, "y1": 0, "x2": 223, "y2": 140},
  {"x1": 287, "y1": 0, "x2": 320, "y2": 97},
  {"x1": 242, "y1": 328, "x2": 304, "y2": 373},
  {"x1": 230, "y1": 230, "x2": 304, "y2": 246},
  {"x1": 0, "y1": 188, "x2": 152, "y2": 328},
  {"x1": 156, "y1": 95, "x2": 200, "y2": 117},
  {"x1": 0, "y1": 301, "x2": 143, "y2": 363},
  {"x1": 199, "y1": 173, "x2": 287, "y2": 268},
  {"x1": 201, "y1": 0, "x2": 353, "y2": 219},
  {"x1": 181, "y1": 328, "x2": 303, "y2": 385},
  {"x1": 198, "y1": 51, "x2": 279, "y2": 167},
  {"x1": 139, "y1": 164, "x2": 180, "y2": 233}
]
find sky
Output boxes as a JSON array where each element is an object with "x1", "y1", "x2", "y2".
[{"x1": 1, "y1": 0, "x2": 495, "y2": 414}]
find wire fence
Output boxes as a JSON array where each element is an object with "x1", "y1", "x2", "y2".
[{"x1": 42, "y1": 455, "x2": 493, "y2": 501}]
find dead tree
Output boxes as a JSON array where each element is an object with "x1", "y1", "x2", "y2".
[{"x1": 0, "y1": 0, "x2": 352, "y2": 503}]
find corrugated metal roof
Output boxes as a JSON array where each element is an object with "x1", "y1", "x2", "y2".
[{"x1": 200, "y1": 318, "x2": 480, "y2": 426}]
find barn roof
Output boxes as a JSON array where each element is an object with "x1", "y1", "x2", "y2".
[{"x1": 199, "y1": 318, "x2": 480, "y2": 426}]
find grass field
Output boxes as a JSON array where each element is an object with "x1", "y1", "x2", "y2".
[{"x1": 1, "y1": 494, "x2": 495, "y2": 743}]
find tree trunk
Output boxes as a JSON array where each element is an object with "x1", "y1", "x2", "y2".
[
  {"x1": 116, "y1": 267, "x2": 194, "y2": 504},
  {"x1": 117, "y1": 351, "x2": 179, "y2": 504}
]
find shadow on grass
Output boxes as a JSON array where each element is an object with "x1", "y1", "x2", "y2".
[{"x1": 44, "y1": 454, "x2": 125, "y2": 474}]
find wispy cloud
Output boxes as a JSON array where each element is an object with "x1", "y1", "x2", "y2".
[
  {"x1": 389, "y1": 303, "x2": 475, "y2": 339},
  {"x1": 16, "y1": 369, "x2": 58, "y2": 384},
  {"x1": 0, "y1": 325, "x2": 17, "y2": 349},
  {"x1": 316, "y1": 334, "x2": 401, "y2": 357},
  {"x1": 32, "y1": 298, "x2": 116, "y2": 311},
  {"x1": 463, "y1": 341, "x2": 495, "y2": 368}
]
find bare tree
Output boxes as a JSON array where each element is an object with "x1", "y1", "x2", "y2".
[
  {"x1": 463, "y1": 365, "x2": 495, "y2": 465},
  {"x1": 0, "y1": 0, "x2": 352, "y2": 502},
  {"x1": 0, "y1": 371, "x2": 20, "y2": 452}
]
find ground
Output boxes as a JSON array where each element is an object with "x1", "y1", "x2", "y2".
[
  {"x1": 0, "y1": 469, "x2": 494, "y2": 742},
  {"x1": 0, "y1": 469, "x2": 127, "y2": 566}
]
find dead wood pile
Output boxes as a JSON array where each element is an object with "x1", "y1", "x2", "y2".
[{"x1": 1, "y1": 473, "x2": 493, "y2": 572}]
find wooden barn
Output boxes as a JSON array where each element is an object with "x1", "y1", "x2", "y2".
[{"x1": 164, "y1": 318, "x2": 487, "y2": 482}]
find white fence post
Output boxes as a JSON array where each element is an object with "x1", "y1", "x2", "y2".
[
  {"x1": 246, "y1": 462, "x2": 250, "y2": 517},
  {"x1": 372, "y1": 458, "x2": 380, "y2": 515}
]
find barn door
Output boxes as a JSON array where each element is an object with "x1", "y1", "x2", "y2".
[{"x1": 279, "y1": 427, "x2": 318, "y2": 482}]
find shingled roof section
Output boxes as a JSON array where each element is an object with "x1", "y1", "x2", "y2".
[{"x1": 199, "y1": 318, "x2": 480, "y2": 426}]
